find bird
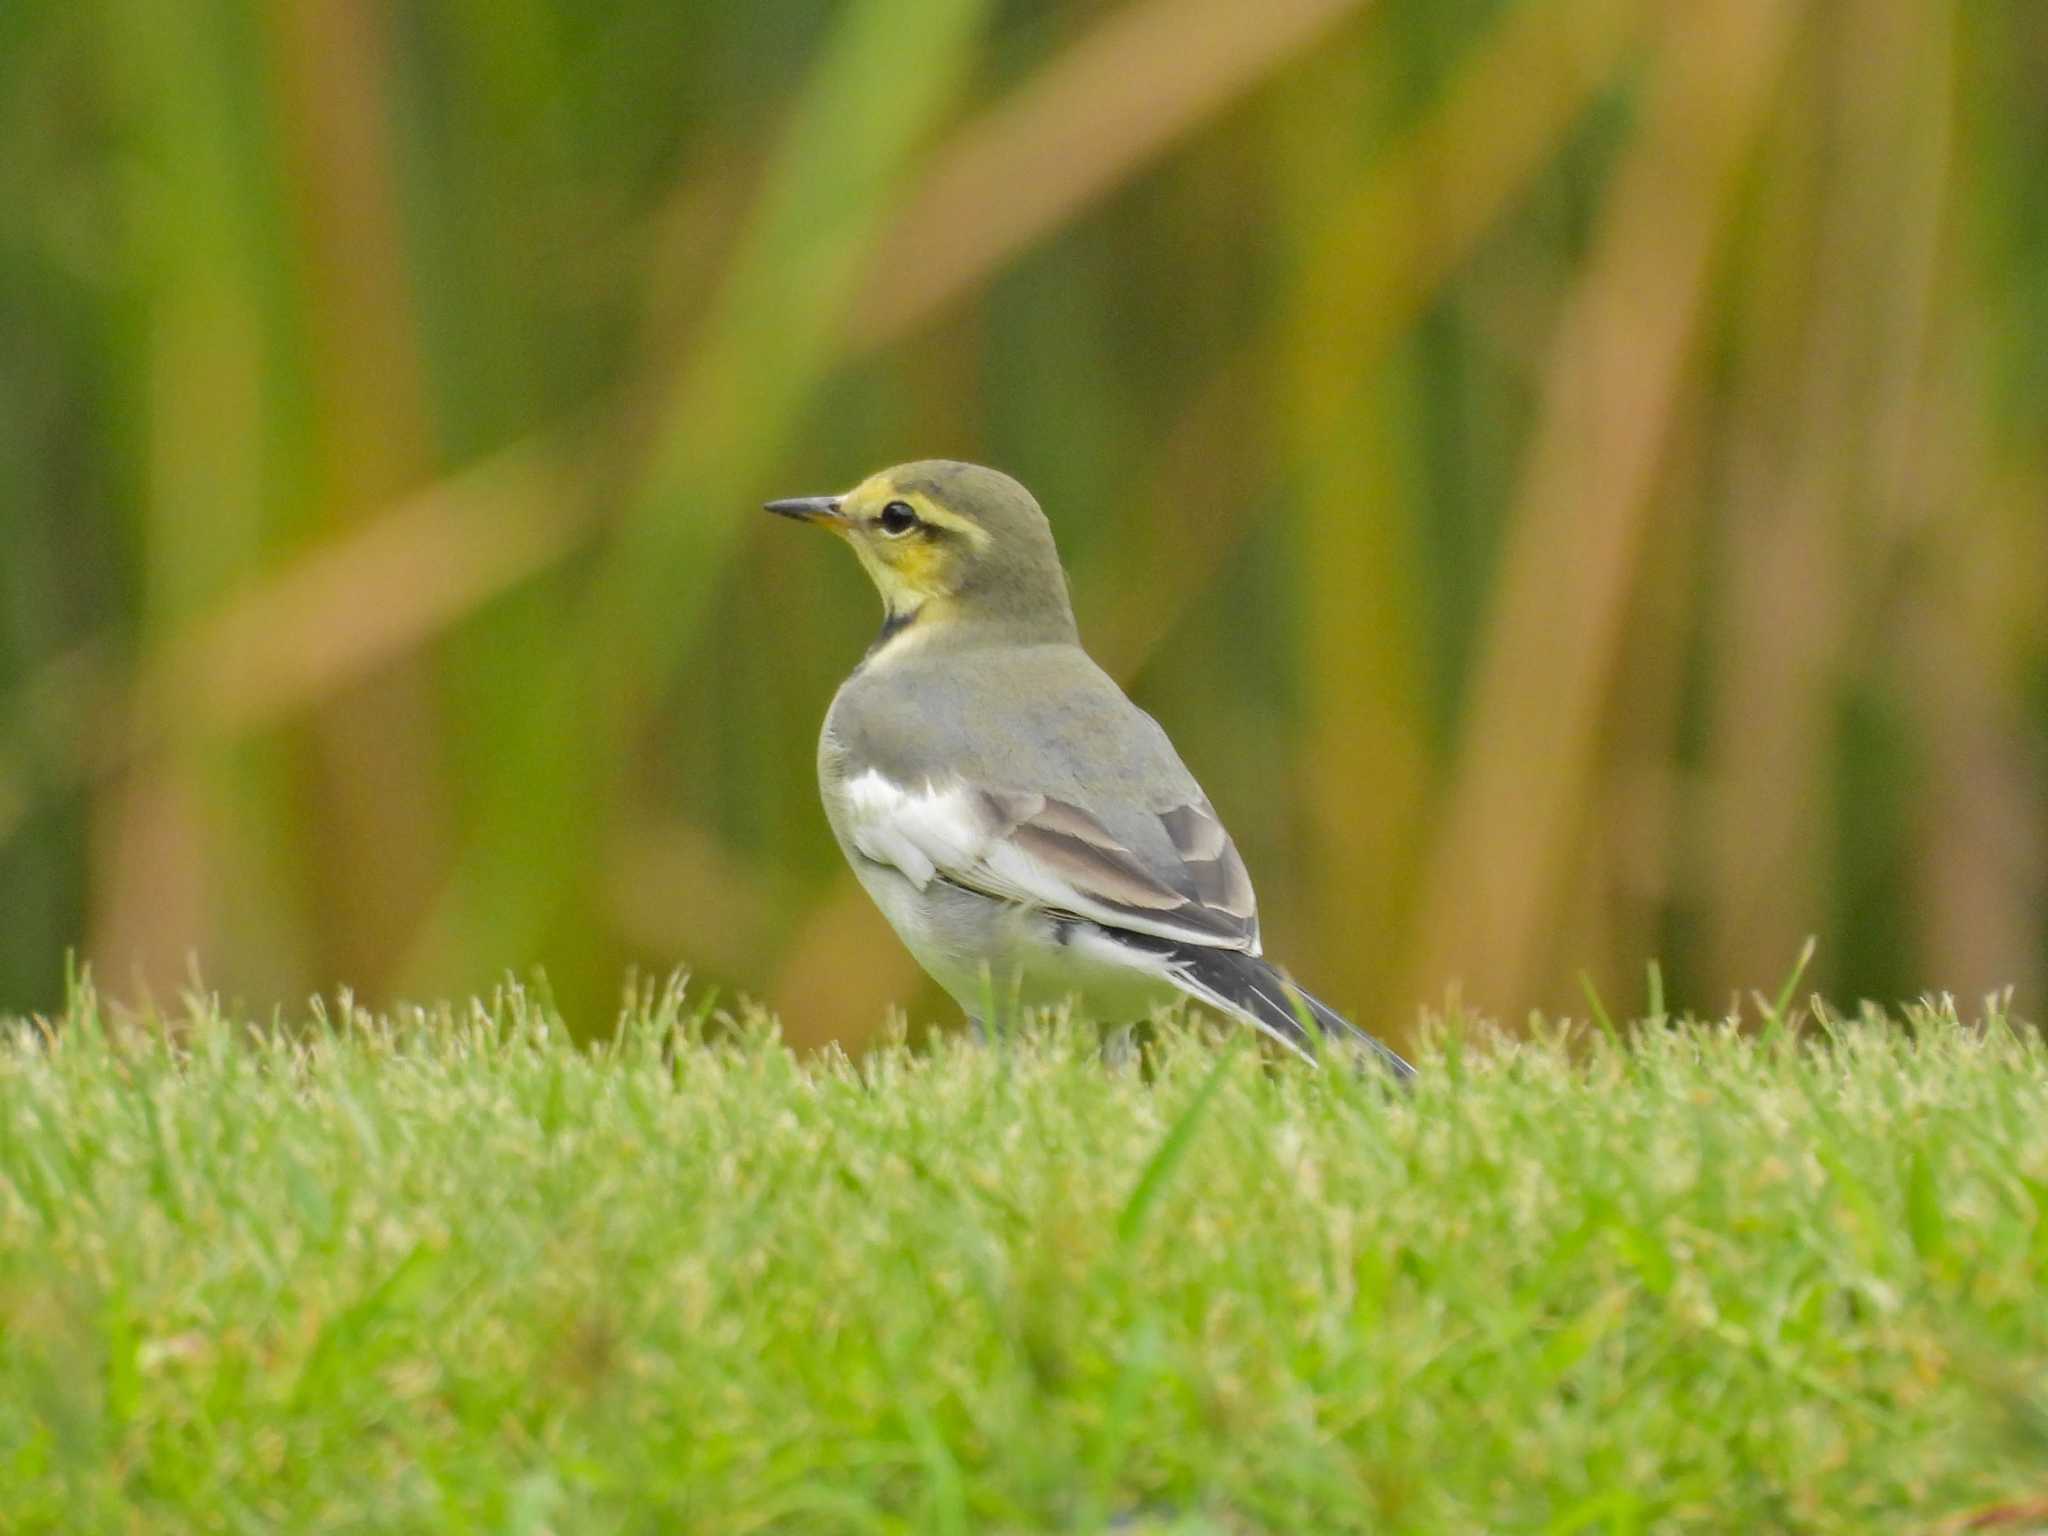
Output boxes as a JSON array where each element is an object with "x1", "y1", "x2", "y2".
[{"x1": 765, "y1": 460, "x2": 1414, "y2": 1079}]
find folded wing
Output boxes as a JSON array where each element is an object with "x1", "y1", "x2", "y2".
[{"x1": 839, "y1": 769, "x2": 1260, "y2": 952}]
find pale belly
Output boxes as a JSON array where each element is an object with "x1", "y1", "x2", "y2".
[{"x1": 848, "y1": 856, "x2": 1183, "y2": 1024}]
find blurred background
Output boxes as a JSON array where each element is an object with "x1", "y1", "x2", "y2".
[{"x1": 2, "y1": 0, "x2": 2044, "y2": 1050}]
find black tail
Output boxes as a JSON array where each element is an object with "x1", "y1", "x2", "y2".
[{"x1": 1161, "y1": 943, "x2": 1416, "y2": 1082}]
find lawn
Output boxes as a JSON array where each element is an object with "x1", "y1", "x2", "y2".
[{"x1": 2, "y1": 975, "x2": 2045, "y2": 1533}]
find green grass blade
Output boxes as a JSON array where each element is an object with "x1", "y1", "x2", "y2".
[{"x1": 1116, "y1": 1031, "x2": 1246, "y2": 1246}]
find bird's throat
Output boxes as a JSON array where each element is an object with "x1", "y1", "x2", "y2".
[{"x1": 865, "y1": 603, "x2": 921, "y2": 662}]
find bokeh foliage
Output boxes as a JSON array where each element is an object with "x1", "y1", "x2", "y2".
[{"x1": 2, "y1": 0, "x2": 2043, "y2": 1047}]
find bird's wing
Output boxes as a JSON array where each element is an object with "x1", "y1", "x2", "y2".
[{"x1": 837, "y1": 768, "x2": 1259, "y2": 950}]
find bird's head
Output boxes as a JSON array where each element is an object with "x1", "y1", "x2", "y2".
[{"x1": 765, "y1": 460, "x2": 1077, "y2": 649}]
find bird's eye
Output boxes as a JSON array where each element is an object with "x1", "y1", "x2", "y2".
[{"x1": 877, "y1": 500, "x2": 919, "y2": 536}]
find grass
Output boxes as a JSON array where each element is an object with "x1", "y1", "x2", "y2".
[{"x1": 3, "y1": 976, "x2": 2046, "y2": 1533}]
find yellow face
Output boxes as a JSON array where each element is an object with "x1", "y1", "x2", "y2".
[
  {"x1": 768, "y1": 459, "x2": 1076, "y2": 645},
  {"x1": 771, "y1": 468, "x2": 992, "y2": 619}
]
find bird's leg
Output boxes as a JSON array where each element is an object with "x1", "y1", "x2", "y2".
[
  {"x1": 969, "y1": 961, "x2": 1027, "y2": 1047},
  {"x1": 1100, "y1": 1022, "x2": 1139, "y2": 1072}
]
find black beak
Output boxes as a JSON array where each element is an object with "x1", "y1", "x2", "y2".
[{"x1": 763, "y1": 495, "x2": 843, "y2": 524}]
